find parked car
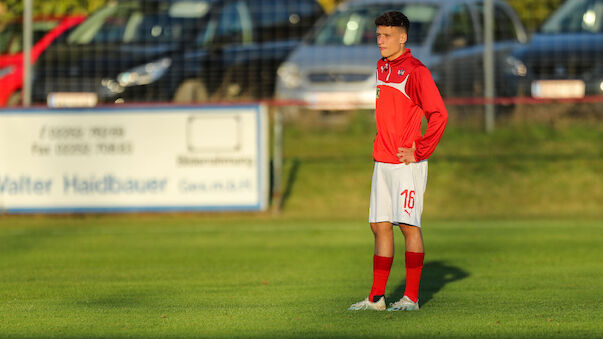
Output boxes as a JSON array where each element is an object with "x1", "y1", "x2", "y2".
[
  {"x1": 32, "y1": 0, "x2": 324, "y2": 107},
  {"x1": 505, "y1": 0, "x2": 603, "y2": 99},
  {"x1": 0, "y1": 15, "x2": 85, "y2": 106},
  {"x1": 275, "y1": 0, "x2": 527, "y2": 111}
]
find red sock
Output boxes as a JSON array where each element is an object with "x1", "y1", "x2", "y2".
[
  {"x1": 403, "y1": 251, "x2": 424, "y2": 303},
  {"x1": 369, "y1": 255, "x2": 393, "y2": 302}
]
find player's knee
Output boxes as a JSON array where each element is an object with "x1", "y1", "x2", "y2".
[
  {"x1": 399, "y1": 224, "x2": 421, "y2": 236},
  {"x1": 370, "y1": 223, "x2": 378, "y2": 234},
  {"x1": 370, "y1": 222, "x2": 392, "y2": 235}
]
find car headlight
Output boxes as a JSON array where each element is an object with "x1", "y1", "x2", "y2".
[
  {"x1": 0, "y1": 65, "x2": 15, "y2": 79},
  {"x1": 277, "y1": 62, "x2": 301, "y2": 89},
  {"x1": 506, "y1": 56, "x2": 527, "y2": 77},
  {"x1": 117, "y1": 57, "x2": 172, "y2": 87}
]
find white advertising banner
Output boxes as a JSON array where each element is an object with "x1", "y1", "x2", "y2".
[{"x1": 0, "y1": 105, "x2": 269, "y2": 213}]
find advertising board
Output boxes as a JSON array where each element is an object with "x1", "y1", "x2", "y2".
[{"x1": 0, "y1": 105, "x2": 269, "y2": 213}]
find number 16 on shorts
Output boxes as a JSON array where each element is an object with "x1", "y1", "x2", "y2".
[{"x1": 400, "y1": 189, "x2": 415, "y2": 217}]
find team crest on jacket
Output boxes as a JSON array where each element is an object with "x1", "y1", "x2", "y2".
[{"x1": 398, "y1": 69, "x2": 405, "y2": 76}]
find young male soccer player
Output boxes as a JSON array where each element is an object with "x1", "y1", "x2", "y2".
[{"x1": 348, "y1": 11, "x2": 448, "y2": 311}]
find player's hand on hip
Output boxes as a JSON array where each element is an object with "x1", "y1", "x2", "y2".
[{"x1": 397, "y1": 142, "x2": 417, "y2": 165}]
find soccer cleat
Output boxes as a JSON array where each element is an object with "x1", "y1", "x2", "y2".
[
  {"x1": 387, "y1": 295, "x2": 419, "y2": 311},
  {"x1": 348, "y1": 296, "x2": 386, "y2": 311}
]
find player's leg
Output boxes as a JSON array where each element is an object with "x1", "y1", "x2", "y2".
[
  {"x1": 369, "y1": 222, "x2": 394, "y2": 300},
  {"x1": 388, "y1": 161, "x2": 427, "y2": 311},
  {"x1": 400, "y1": 223, "x2": 424, "y2": 253},
  {"x1": 372, "y1": 222, "x2": 395, "y2": 256},
  {"x1": 387, "y1": 223, "x2": 423, "y2": 311},
  {"x1": 368, "y1": 164, "x2": 395, "y2": 304},
  {"x1": 348, "y1": 222, "x2": 393, "y2": 311},
  {"x1": 349, "y1": 162, "x2": 393, "y2": 311},
  {"x1": 400, "y1": 224, "x2": 425, "y2": 303}
]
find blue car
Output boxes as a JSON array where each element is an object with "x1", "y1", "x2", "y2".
[{"x1": 506, "y1": 0, "x2": 603, "y2": 99}]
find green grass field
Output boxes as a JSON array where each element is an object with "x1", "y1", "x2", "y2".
[
  {"x1": 1, "y1": 217, "x2": 601, "y2": 337},
  {"x1": 1, "y1": 114, "x2": 602, "y2": 337}
]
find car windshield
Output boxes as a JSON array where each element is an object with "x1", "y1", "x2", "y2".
[
  {"x1": 310, "y1": 4, "x2": 437, "y2": 46},
  {"x1": 66, "y1": 0, "x2": 210, "y2": 44},
  {"x1": 541, "y1": 0, "x2": 603, "y2": 33},
  {"x1": 0, "y1": 21, "x2": 59, "y2": 54}
]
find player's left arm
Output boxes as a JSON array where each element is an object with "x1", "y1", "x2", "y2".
[{"x1": 398, "y1": 66, "x2": 448, "y2": 163}]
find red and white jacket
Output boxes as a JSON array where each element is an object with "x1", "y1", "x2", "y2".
[{"x1": 374, "y1": 49, "x2": 448, "y2": 163}]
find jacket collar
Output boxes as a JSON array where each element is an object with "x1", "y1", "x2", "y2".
[{"x1": 383, "y1": 48, "x2": 412, "y2": 64}]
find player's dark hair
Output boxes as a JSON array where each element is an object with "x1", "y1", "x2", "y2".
[{"x1": 375, "y1": 11, "x2": 410, "y2": 33}]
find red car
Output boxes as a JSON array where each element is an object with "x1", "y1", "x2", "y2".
[{"x1": 0, "y1": 15, "x2": 85, "y2": 106}]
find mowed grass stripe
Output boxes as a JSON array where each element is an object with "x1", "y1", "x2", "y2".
[{"x1": 0, "y1": 217, "x2": 601, "y2": 337}]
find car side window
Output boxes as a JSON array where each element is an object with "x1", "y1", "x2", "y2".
[
  {"x1": 0, "y1": 21, "x2": 59, "y2": 54},
  {"x1": 476, "y1": 3, "x2": 518, "y2": 42},
  {"x1": 215, "y1": 0, "x2": 252, "y2": 45},
  {"x1": 494, "y1": 6, "x2": 518, "y2": 41},
  {"x1": 289, "y1": 0, "x2": 325, "y2": 38},
  {"x1": 433, "y1": 3, "x2": 476, "y2": 53},
  {"x1": 250, "y1": 0, "x2": 322, "y2": 42},
  {"x1": 0, "y1": 24, "x2": 20, "y2": 54},
  {"x1": 542, "y1": 0, "x2": 603, "y2": 33}
]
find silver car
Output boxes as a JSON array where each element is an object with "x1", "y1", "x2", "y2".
[{"x1": 275, "y1": 0, "x2": 527, "y2": 112}]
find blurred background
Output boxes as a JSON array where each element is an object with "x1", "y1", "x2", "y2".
[
  {"x1": 1, "y1": 0, "x2": 601, "y2": 114},
  {"x1": 0, "y1": 0, "x2": 602, "y2": 217}
]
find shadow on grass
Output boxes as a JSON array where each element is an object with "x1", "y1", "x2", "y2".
[
  {"x1": 280, "y1": 158, "x2": 301, "y2": 210},
  {"x1": 388, "y1": 261, "x2": 469, "y2": 307},
  {"x1": 74, "y1": 289, "x2": 151, "y2": 309}
]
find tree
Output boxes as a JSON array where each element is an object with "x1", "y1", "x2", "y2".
[
  {"x1": 0, "y1": 0, "x2": 105, "y2": 24},
  {"x1": 317, "y1": 0, "x2": 346, "y2": 13},
  {"x1": 506, "y1": 0, "x2": 564, "y2": 32},
  {"x1": 1, "y1": 0, "x2": 564, "y2": 32}
]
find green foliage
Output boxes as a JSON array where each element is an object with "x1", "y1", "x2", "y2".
[
  {"x1": 0, "y1": 0, "x2": 106, "y2": 23},
  {"x1": 304, "y1": 0, "x2": 567, "y2": 32},
  {"x1": 507, "y1": 0, "x2": 565, "y2": 32},
  {"x1": 0, "y1": 0, "x2": 565, "y2": 32},
  {"x1": 317, "y1": 0, "x2": 347, "y2": 13}
]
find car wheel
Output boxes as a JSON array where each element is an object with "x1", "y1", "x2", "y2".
[
  {"x1": 173, "y1": 79, "x2": 209, "y2": 103},
  {"x1": 213, "y1": 69, "x2": 253, "y2": 102}
]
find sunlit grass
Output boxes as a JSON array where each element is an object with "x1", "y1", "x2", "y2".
[{"x1": 0, "y1": 217, "x2": 601, "y2": 337}]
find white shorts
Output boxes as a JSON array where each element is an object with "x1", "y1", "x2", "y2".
[{"x1": 368, "y1": 160, "x2": 428, "y2": 227}]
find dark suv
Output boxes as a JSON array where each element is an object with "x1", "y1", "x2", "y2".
[
  {"x1": 505, "y1": 0, "x2": 603, "y2": 99},
  {"x1": 33, "y1": 0, "x2": 324, "y2": 106}
]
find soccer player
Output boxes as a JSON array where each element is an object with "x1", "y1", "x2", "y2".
[{"x1": 348, "y1": 11, "x2": 448, "y2": 311}]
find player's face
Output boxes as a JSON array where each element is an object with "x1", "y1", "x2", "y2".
[{"x1": 376, "y1": 25, "x2": 407, "y2": 60}]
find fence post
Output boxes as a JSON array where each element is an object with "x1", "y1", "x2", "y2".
[
  {"x1": 484, "y1": 0, "x2": 495, "y2": 132},
  {"x1": 271, "y1": 106, "x2": 283, "y2": 215},
  {"x1": 23, "y1": 0, "x2": 33, "y2": 107}
]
